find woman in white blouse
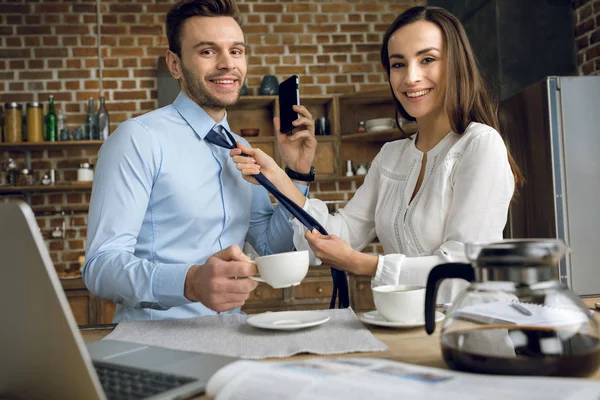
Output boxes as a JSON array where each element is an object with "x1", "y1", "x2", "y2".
[{"x1": 231, "y1": 6, "x2": 524, "y2": 303}]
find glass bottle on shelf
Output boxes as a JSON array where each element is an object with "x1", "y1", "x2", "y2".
[
  {"x1": 57, "y1": 108, "x2": 66, "y2": 138},
  {"x1": 97, "y1": 96, "x2": 110, "y2": 140},
  {"x1": 6, "y1": 158, "x2": 19, "y2": 185},
  {"x1": 45, "y1": 96, "x2": 57, "y2": 142},
  {"x1": 84, "y1": 97, "x2": 98, "y2": 140}
]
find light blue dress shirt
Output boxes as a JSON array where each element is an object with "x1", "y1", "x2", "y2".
[{"x1": 84, "y1": 92, "x2": 307, "y2": 322}]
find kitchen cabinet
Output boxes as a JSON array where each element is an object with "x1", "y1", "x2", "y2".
[
  {"x1": 65, "y1": 289, "x2": 94, "y2": 326},
  {"x1": 338, "y1": 90, "x2": 417, "y2": 176},
  {"x1": 226, "y1": 94, "x2": 341, "y2": 178}
]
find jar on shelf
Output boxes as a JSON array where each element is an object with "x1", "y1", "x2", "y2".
[
  {"x1": 356, "y1": 121, "x2": 366, "y2": 133},
  {"x1": 18, "y1": 168, "x2": 33, "y2": 186},
  {"x1": 4, "y1": 102, "x2": 22, "y2": 143},
  {"x1": 41, "y1": 174, "x2": 51, "y2": 186},
  {"x1": 77, "y1": 163, "x2": 94, "y2": 182},
  {"x1": 5, "y1": 158, "x2": 19, "y2": 185},
  {"x1": 26, "y1": 102, "x2": 44, "y2": 143},
  {"x1": 59, "y1": 128, "x2": 70, "y2": 141},
  {"x1": 72, "y1": 127, "x2": 83, "y2": 141}
]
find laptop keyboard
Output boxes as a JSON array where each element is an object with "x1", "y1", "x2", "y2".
[{"x1": 93, "y1": 361, "x2": 197, "y2": 400}]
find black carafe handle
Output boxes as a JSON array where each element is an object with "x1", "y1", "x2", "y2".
[{"x1": 425, "y1": 263, "x2": 475, "y2": 335}]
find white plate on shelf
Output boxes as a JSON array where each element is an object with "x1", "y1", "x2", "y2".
[
  {"x1": 247, "y1": 310, "x2": 330, "y2": 331},
  {"x1": 359, "y1": 310, "x2": 444, "y2": 328},
  {"x1": 366, "y1": 125, "x2": 394, "y2": 133}
]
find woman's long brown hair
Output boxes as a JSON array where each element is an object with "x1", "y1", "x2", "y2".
[{"x1": 380, "y1": 6, "x2": 524, "y2": 189}]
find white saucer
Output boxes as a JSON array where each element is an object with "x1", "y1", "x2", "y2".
[
  {"x1": 247, "y1": 310, "x2": 331, "y2": 331},
  {"x1": 249, "y1": 276, "x2": 300, "y2": 288},
  {"x1": 359, "y1": 310, "x2": 445, "y2": 328}
]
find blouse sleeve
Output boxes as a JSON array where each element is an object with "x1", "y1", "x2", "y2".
[
  {"x1": 291, "y1": 143, "x2": 389, "y2": 265},
  {"x1": 375, "y1": 128, "x2": 515, "y2": 302}
]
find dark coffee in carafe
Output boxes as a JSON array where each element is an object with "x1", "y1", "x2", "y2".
[{"x1": 441, "y1": 325, "x2": 600, "y2": 377}]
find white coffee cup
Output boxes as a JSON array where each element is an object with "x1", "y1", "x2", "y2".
[
  {"x1": 372, "y1": 284, "x2": 426, "y2": 322},
  {"x1": 250, "y1": 250, "x2": 309, "y2": 288}
]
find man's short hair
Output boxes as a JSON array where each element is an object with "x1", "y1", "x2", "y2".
[{"x1": 166, "y1": 0, "x2": 242, "y2": 57}]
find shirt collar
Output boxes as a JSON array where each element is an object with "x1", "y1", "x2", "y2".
[{"x1": 172, "y1": 91, "x2": 232, "y2": 140}]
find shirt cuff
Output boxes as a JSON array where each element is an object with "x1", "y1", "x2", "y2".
[
  {"x1": 372, "y1": 254, "x2": 404, "y2": 288},
  {"x1": 290, "y1": 197, "x2": 325, "y2": 266},
  {"x1": 293, "y1": 181, "x2": 309, "y2": 196},
  {"x1": 152, "y1": 263, "x2": 194, "y2": 308},
  {"x1": 277, "y1": 182, "x2": 310, "y2": 221}
]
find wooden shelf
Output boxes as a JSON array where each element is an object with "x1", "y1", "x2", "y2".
[
  {"x1": 339, "y1": 89, "x2": 393, "y2": 105},
  {"x1": 60, "y1": 277, "x2": 86, "y2": 290},
  {"x1": 32, "y1": 205, "x2": 90, "y2": 214},
  {"x1": 315, "y1": 135, "x2": 338, "y2": 142},
  {"x1": 0, "y1": 183, "x2": 92, "y2": 193},
  {"x1": 341, "y1": 123, "x2": 417, "y2": 142},
  {"x1": 0, "y1": 140, "x2": 104, "y2": 151},
  {"x1": 234, "y1": 95, "x2": 277, "y2": 109},
  {"x1": 338, "y1": 175, "x2": 366, "y2": 181},
  {"x1": 243, "y1": 136, "x2": 275, "y2": 143}
]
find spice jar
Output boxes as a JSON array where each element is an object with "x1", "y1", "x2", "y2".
[
  {"x1": 77, "y1": 163, "x2": 94, "y2": 182},
  {"x1": 356, "y1": 121, "x2": 366, "y2": 133},
  {"x1": 18, "y1": 168, "x2": 33, "y2": 186},
  {"x1": 4, "y1": 102, "x2": 22, "y2": 143},
  {"x1": 26, "y1": 102, "x2": 44, "y2": 143}
]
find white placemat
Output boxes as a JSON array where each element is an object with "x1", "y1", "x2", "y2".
[{"x1": 103, "y1": 308, "x2": 388, "y2": 360}]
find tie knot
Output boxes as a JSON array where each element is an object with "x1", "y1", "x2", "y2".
[{"x1": 206, "y1": 126, "x2": 235, "y2": 150}]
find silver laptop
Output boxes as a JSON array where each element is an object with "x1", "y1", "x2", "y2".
[{"x1": 0, "y1": 201, "x2": 238, "y2": 400}]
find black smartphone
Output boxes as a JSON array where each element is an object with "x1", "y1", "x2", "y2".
[{"x1": 278, "y1": 75, "x2": 300, "y2": 135}]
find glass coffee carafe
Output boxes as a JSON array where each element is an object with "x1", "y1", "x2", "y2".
[{"x1": 425, "y1": 239, "x2": 600, "y2": 377}]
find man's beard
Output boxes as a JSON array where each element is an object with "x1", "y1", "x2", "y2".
[{"x1": 180, "y1": 62, "x2": 241, "y2": 109}]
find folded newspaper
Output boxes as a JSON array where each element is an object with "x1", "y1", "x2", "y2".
[{"x1": 206, "y1": 357, "x2": 600, "y2": 400}]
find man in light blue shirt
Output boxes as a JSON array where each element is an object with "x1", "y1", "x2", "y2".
[{"x1": 83, "y1": 0, "x2": 318, "y2": 322}]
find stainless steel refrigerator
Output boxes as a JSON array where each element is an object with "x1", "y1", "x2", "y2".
[{"x1": 499, "y1": 76, "x2": 600, "y2": 296}]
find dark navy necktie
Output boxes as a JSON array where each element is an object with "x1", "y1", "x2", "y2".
[{"x1": 205, "y1": 126, "x2": 350, "y2": 309}]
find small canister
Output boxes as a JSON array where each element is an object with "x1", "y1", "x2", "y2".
[
  {"x1": 356, "y1": 121, "x2": 366, "y2": 133},
  {"x1": 77, "y1": 163, "x2": 94, "y2": 182},
  {"x1": 26, "y1": 102, "x2": 44, "y2": 143},
  {"x1": 18, "y1": 168, "x2": 33, "y2": 185},
  {"x1": 4, "y1": 102, "x2": 22, "y2": 143}
]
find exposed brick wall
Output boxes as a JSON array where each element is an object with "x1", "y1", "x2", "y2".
[
  {"x1": 0, "y1": 0, "x2": 419, "y2": 130},
  {"x1": 574, "y1": 0, "x2": 600, "y2": 75},
  {"x1": 1, "y1": 0, "x2": 412, "y2": 273}
]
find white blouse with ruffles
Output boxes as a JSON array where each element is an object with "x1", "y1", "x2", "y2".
[{"x1": 291, "y1": 122, "x2": 515, "y2": 304}]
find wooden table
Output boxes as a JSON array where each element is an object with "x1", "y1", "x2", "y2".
[{"x1": 80, "y1": 297, "x2": 600, "y2": 399}]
